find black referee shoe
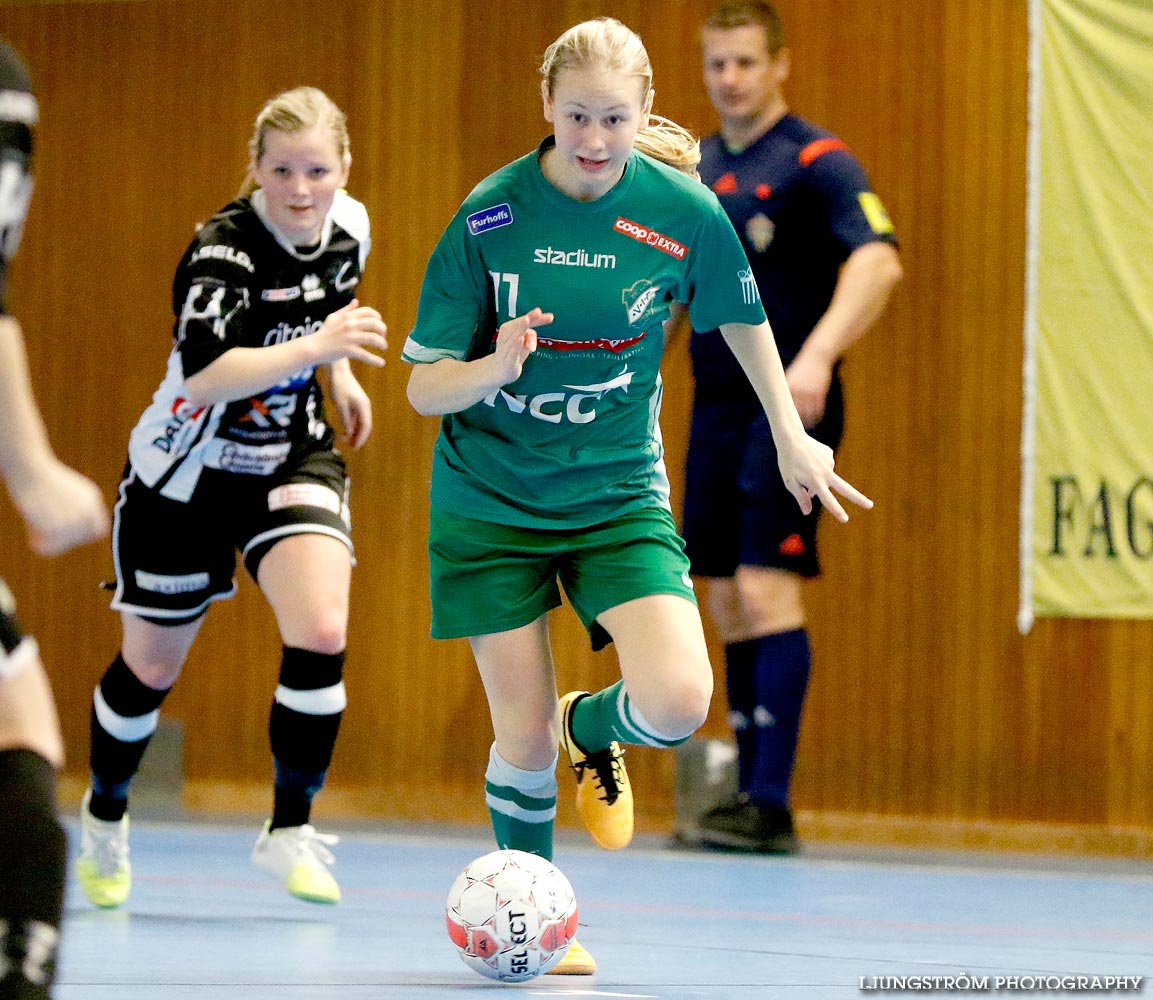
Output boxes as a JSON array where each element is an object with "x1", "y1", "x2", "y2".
[{"x1": 696, "y1": 792, "x2": 799, "y2": 854}]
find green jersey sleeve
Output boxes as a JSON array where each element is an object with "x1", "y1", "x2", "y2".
[
  {"x1": 403, "y1": 204, "x2": 492, "y2": 364},
  {"x1": 678, "y1": 192, "x2": 767, "y2": 333}
]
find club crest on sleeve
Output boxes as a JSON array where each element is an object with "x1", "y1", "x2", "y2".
[
  {"x1": 467, "y1": 203, "x2": 514, "y2": 236},
  {"x1": 738, "y1": 268, "x2": 760, "y2": 305}
]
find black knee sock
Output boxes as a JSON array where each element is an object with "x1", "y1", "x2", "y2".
[
  {"x1": 89, "y1": 652, "x2": 172, "y2": 821},
  {"x1": 723, "y1": 639, "x2": 759, "y2": 792},
  {"x1": 746, "y1": 628, "x2": 811, "y2": 808},
  {"x1": 0, "y1": 749, "x2": 65, "y2": 997},
  {"x1": 268, "y1": 647, "x2": 345, "y2": 830}
]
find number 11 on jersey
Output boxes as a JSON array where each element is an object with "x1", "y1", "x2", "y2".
[{"x1": 489, "y1": 271, "x2": 520, "y2": 320}]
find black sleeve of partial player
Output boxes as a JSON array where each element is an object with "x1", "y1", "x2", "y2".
[
  {"x1": 170, "y1": 238, "x2": 198, "y2": 317},
  {"x1": 0, "y1": 120, "x2": 32, "y2": 158}
]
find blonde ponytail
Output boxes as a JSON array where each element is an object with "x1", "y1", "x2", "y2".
[{"x1": 633, "y1": 115, "x2": 701, "y2": 179}]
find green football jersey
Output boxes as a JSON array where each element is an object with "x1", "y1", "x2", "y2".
[{"x1": 404, "y1": 139, "x2": 767, "y2": 529}]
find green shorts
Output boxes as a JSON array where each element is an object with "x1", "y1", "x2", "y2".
[{"x1": 428, "y1": 505, "x2": 696, "y2": 650}]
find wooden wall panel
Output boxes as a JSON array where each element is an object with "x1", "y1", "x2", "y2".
[
  {"x1": 0, "y1": 0, "x2": 484, "y2": 803},
  {"x1": 2, "y1": 0, "x2": 1150, "y2": 850}
]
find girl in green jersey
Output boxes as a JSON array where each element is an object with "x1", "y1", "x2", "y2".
[{"x1": 404, "y1": 17, "x2": 871, "y2": 976}]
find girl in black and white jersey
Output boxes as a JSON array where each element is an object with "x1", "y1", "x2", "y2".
[{"x1": 76, "y1": 86, "x2": 388, "y2": 910}]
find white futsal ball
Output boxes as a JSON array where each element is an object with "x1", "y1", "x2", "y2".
[{"x1": 445, "y1": 849, "x2": 579, "y2": 982}]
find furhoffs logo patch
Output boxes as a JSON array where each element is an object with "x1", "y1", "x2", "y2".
[{"x1": 467, "y1": 203, "x2": 514, "y2": 236}]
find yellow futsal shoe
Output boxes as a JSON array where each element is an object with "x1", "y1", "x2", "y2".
[
  {"x1": 75, "y1": 788, "x2": 132, "y2": 909},
  {"x1": 546, "y1": 937, "x2": 597, "y2": 976},
  {"x1": 558, "y1": 691, "x2": 634, "y2": 851},
  {"x1": 251, "y1": 822, "x2": 341, "y2": 904}
]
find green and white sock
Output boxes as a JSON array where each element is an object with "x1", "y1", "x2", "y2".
[
  {"x1": 571, "y1": 681, "x2": 692, "y2": 751},
  {"x1": 484, "y1": 744, "x2": 557, "y2": 861}
]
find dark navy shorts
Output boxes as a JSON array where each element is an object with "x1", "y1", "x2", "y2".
[
  {"x1": 681, "y1": 378, "x2": 844, "y2": 579},
  {"x1": 110, "y1": 446, "x2": 352, "y2": 625}
]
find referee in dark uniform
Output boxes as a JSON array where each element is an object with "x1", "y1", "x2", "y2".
[{"x1": 681, "y1": 1, "x2": 902, "y2": 853}]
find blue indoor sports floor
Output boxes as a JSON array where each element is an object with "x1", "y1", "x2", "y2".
[{"x1": 57, "y1": 819, "x2": 1153, "y2": 998}]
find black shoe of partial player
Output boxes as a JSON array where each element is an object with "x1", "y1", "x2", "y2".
[{"x1": 696, "y1": 793, "x2": 799, "y2": 854}]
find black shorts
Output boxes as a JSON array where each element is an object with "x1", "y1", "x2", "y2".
[
  {"x1": 110, "y1": 446, "x2": 353, "y2": 624},
  {"x1": 681, "y1": 378, "x2": 844, "y2": 579}
]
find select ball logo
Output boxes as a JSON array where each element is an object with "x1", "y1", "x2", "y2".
[
  {"x1": 445, "y1": 849, "x2": 579, "y2": 982},
  {"x1": 613, "y1": 216, "x2": 688, "y2": 259}
]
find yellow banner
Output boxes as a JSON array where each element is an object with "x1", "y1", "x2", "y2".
[{"x1": 1021, "y1": 0, "x2": 1153, "y2": 630}]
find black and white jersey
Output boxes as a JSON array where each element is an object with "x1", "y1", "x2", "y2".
[
  {"x1": 127, "y1": 189, "x2": 370, "y2": 502},
  {"x1": 0, "y1": 39, "x2": 36, "y2": 316}
]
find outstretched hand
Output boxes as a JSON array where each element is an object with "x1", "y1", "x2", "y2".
[
  {"x1": 313, "y1": 299, "x2": 388, "y2": 367},
  {"x1": 778, "y1": 433, "x2": 873, "y2": 523},
  {"x1": 13, "y1": 457, "x2": 109, "y2": 556},
  {"x1": 492, "y1": 307, "x2": 554, "y2": 384}
]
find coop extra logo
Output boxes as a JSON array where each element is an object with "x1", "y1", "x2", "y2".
[{"x1": 613, "y1": 217, "x2": 688, "y2": 259}]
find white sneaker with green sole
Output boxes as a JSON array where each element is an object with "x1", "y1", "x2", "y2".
[
  {"x1": 251, "y1": 822, "x2": 341, "y2": 904},
  {"x1": 75, "y1": 787, "x2": 131, "y2": 909}
]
